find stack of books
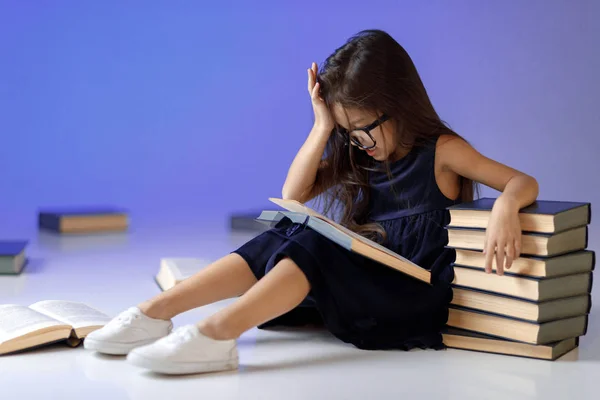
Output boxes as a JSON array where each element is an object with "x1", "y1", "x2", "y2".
[{"x1": 443, "y1": 198, "x2": 594, "y2": 360}]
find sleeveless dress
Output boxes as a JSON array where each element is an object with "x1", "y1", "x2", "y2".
[{"x1": 233, "y1": 137, "x2": 459, "y2": 350}]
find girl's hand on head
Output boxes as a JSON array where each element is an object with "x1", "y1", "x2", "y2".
[
  {"x1": 483, "y1": 195, "x2": 522, "y2": 275},
  {"x1": 307, "y1": 62, "x2": 335, "y2": 133}
]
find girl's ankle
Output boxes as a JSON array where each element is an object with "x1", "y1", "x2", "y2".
[{"x1": 138, "y1": 300, "x2": 172, "y2": 321}]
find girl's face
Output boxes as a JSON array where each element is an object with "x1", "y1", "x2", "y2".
[{"x1": 331, "y1": 104, "x2": 399, "y2": 162}]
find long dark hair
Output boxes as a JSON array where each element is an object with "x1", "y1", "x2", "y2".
[{"x1": 312, "y1": 29, "x2": 475, "y2": 242}]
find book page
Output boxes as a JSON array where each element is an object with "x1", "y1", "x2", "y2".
[
  {"x1": 29, "y1": 300, "x2": 111, "y2": 329},
  {"x1": 0, "y1": 305, "x2": 67, "y2": 342}
]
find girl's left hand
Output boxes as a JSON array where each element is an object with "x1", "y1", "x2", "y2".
[{"x1": 483, "y1": 195, "x2": 522, "y2": 275}]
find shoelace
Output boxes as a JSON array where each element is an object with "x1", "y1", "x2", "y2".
[{"x1": 165, "y1": 327, "x2": 195, "y2": 345}]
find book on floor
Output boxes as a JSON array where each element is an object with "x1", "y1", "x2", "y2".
[
  {"x1": 452, "y1": 266, "x2": 592, "y2": 302},
  {"x1": 451, "y1": 287, "x2": 591, "y2": 323},
  {"x1": 442, "y1": 327, "x2": 578, "y2": 361},
  {"x1": 446, "y1": 225, "x2": 588, "y2": 257},
  {"x1": 453, "y1": 248, "x2": 595, "y2": 278},
  {"x1": 258, "y1": 198, "x2": 432, "y2": 283},
  {"x1": 229, "y1": 206, "x2": 281, "y2": 233},
  {"x1": 0, "y1": 300, "x2": 111, "y2": 355},
  {"x1": 447, "y1": 198, "x2": 590, "y2": 234},
  {"x1": 155, "y1": 258, "x2": 209, "y2": 291},
  {"x1": 0, "y1": 241, "x2": 28, "y2": 275},
  {"x1": 447, "y1": 307, "x2": 588, "y2": 345},
  {"x1": 38, "y1": 207, "x2": 129, "y2": 234}
]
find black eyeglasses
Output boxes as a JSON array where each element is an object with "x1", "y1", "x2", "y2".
[{"x1": 337, "y1": 114, "x2": 390, "y2": 150}]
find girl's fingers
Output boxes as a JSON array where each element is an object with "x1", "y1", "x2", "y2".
[
  {"x1": 483, "y1": 239, "x2": 494, "y2": 274},
  {"x1": 307, "y1": 68, "x2": 314, "y2": 93},
  {"x1": 311, "y1": 82, "x2": 322, "y2": 102},
  {"x1": 495, "y1": 241, "x2": 505, "y2": 276},
  {"x1": 505, "y1": 241, "x2": 515, "y2": 271}
]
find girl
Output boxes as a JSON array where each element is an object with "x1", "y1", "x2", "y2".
[{"x1": 84, "y1": 29, "x2": 538, "y2": 375}]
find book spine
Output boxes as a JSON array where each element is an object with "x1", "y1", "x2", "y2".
[
  {"x1": 582, "y1": 315, "x2": 589, "y2": 336},
  {"x1": 38, "y1": 213, "x2": 61, "y2": 232},
  {"x1": 587, "y1": 270, "x2": 594, "y2": 295},
  {"x1": 586, "y1": 294, "x2": 593, "y2": 315}
]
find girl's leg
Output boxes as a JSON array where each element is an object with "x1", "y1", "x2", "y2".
[
  {"x1": 139, "y1": 253, "x2": 258, "y2": 321},
  {"x1": 124, "y1": 256, "x2": 311, "y2": 374},
  {"x1": 197, "y1": 257, "x2": 311, "y2": 340}
]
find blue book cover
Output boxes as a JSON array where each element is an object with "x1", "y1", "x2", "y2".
[
  {"x1": 38, "y1": 207, "x2": 127, "y2": 217},
  {"x1": 448, "y1": 198, "x2": 590, "y2": 216},
  {"x1": 0, "y1": 241, "x2": 27, "y2": 256}
]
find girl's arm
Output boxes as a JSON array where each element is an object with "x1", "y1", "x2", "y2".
[
  {"x1": 282, "y1": 63, "x2": 335, "y2": 203},
  {"x1": 281, "y1": 125, "x2": 331, "y2": 202},
  {"x1": 436, "y1": 135, "x2": 540, "y2": 275}
]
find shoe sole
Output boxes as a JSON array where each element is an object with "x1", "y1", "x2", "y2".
[
  {"x1": 84, "y1": 337, "x2": 162, "y2": 355},
  {"x1": 127, "y1": 351, "x2": 239, "y2": 375}
]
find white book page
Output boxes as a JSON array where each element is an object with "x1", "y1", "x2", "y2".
[
  {"x1": 0, "y1": 305, "x2": 66, "y2": 343},
  {"x1": 29, "y1": 300, "x2": 111, "y2": 329}
]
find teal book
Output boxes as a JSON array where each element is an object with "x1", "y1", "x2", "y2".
[
  {"x1": 256, "y1": 201, "x2": 431, "y2": 284},
  {"x1": 447, "y1": 198, "x2": 590, "y2": 233},
  {"x1": 38, "y1": 207, "x2": 129, "y2": 234},
  {"x1": 0, "y1": 241, "x2": 27, "y2": 275}
]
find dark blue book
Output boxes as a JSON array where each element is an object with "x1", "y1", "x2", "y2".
[
  {"x1": 448, "y1": 306, "x2": 588, "y2": 345},
  {"x1": 451, "y1": 285, "x2": 591, "y2": 323},
  {"x1": 0, "y1": 241, "x2": 28, "y2": 274},
  {"x1": 452, "y1": 248, "x2": 595, "y2": 278},
  {"x1": 442, "y1": 327, "x2": 578, "y2": 360},
  {"x1": 446, "y1": 225, "x2": 588, "y2": 257},
  {"x1": 38, "y1": 207, "x2": 128, "y2": 234},
  {"x1": 452, "y1": 264, "x2": 593, "y2": 301},
  {"x1": 447, "y1": 198, "x2": 590, "y2": 233}
]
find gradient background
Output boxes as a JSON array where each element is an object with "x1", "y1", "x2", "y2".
[{"x1": 1, "y1": 0, "x2": 598, "y2": 237}]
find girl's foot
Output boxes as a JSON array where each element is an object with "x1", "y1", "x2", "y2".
[
  {"x1": 84, "y1": 307, "x2": 173, "y2": 355},
  {"x1": 126, "y1": 325, "x2": 239, "y2": 375}
]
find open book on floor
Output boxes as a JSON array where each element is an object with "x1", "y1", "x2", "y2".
[
  {"x1": 0, "y1": 300, "x2": 111, "y2": 355},
  {"x1": 257, "y1": 198, "x2": 431, "y2": 284}
]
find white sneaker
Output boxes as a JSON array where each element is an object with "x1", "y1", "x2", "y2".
[
  {"x1": 126, "y1": 325, "x2": 239, "y2": 375},
  {"x1": 84, "y1": 307, "x2": 173, "y2": 355}
]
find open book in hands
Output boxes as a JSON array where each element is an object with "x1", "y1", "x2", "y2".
[
  {"x1": 259, "y1": 198, "x2": 431, "y2": 284},
  {"x1": 0, "y1": 300, "x2": 111, "y2": 355}
]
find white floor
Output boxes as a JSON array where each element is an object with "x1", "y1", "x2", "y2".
[{"x1": 1, "y1": 213, "x2": 598, "y2": 400}]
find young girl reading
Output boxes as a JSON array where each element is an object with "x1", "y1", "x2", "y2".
[{"x1": 84, "y1": 29, "x2": 539, "y2": 375}]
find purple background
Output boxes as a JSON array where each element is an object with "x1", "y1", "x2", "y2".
[{"x1": 1, "y1": 0, "x2": 598, "y2": 236}]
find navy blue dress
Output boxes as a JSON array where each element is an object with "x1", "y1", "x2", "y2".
[{"x1": 233, "y1": 137, "x2": 459, "y2": 350}]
